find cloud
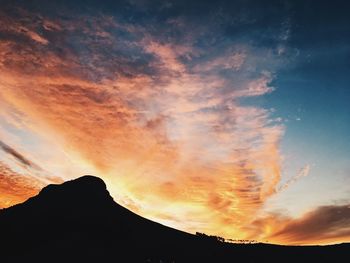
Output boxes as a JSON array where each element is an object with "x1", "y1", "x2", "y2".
[
  {"x1": 277, "y1": 164, "x2": 311, "y2": 192},
  {"x1": 0, "y1": 138, "x2": 64, "y2": 206},
  {"x1": 267, "y1": 204, "x2": 350, "y2": 245},
  {"x1": 0, "y1": 140, "x2": 39, "y2": 169},
  {"x1": 0, "y1": 8, "x2": 49, "y2": 45},
  {"x1": 193, "y1": 51, "x2": 246, "y2": 72},
  {"x1": 0, "y1": 1, "x2": 301, "y2": 242},
  {"x1": 0, "y1": 1, "x2": 347, "y2": 247},
  {"x1": 0, "y1": 162, "x2": 44, "y2": 208}
]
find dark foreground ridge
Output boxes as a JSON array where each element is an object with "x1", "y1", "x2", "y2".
[{"x1": 0, "y1": 176, "x2": 349, "y2": 263}]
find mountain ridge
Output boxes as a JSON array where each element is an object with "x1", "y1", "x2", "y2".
[{"x1": 0, "y1": 175, "x2": 349, "y2": 263}]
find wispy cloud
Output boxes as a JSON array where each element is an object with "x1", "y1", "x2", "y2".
[
  {"x1": 0, "y1": 1, "x2": 333, "y2": 244},
  {"x1": 277, "y1": 164, "x2": 311, "y2": 192},
  {"x1": 0, "y1": 140, "x2": 41, "y2": 170}
]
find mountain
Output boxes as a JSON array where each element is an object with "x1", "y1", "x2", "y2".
[{"x1": 0, "y1": 175, "x2": 348, "y2": 262}]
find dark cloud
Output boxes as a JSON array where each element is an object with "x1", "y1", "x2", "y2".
[
  {"x1": 0, "y1": 140, "x2": 37, "y2": 169},
  {"x1": 271, "y1": 204, "x2": 350, "y2": 244},
  {"x1": 246, "y1": 204, "x2": 350, "y2": 244}
]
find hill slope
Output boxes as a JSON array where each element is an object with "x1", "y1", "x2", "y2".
[{"x1": 0, "y1": 175, "x2": 348, "y2": 262}]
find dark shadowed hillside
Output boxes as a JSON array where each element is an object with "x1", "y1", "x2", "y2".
[{"x1": 0, "y1": 175, "x2": 348, "y2": 263}]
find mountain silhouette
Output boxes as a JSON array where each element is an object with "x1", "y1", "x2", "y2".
[{"x1": 0, "y1": 175, "x2": 348, "y2": 263}]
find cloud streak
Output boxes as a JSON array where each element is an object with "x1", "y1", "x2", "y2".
[
  {"x1": 0, "y1": 140, "x2": 40, "y2": 170},
  {"x1": 272, "y1": 204, "x2": 350, "y2": 244},
  {"x1": 247, "y1": 204, "x2": 350, "y2": 245},
  {"x1": 277, "y1": 164, "x2": 311, "y2": 192}
]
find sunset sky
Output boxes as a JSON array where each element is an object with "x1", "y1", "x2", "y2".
[{"x1": 1, "y1": 0, "x2": 349, "y2": 245}]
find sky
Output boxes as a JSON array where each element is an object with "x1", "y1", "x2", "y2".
[{"x1": 0, "y1": 0, "x2": 349, "y2": 245}]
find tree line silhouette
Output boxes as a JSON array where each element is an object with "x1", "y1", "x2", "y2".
[{"x1": 195, "y1": 232, "x2": 258, "y2": 244}]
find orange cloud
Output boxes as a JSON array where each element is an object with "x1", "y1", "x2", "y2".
[
  {"x1": 0, "y1": 138, "x2": 64, "y2": 208},
  {"x1": 272, "y1": 204, "x2": 350, "y2": 245},
  {"x1": 0, "y1": 6, "x2": 326, "y2": 244},
  {"x1": 245, "y1": 204, "x2": 350, "y2": 245},
  {"x1": 0, "y1": 162, "x2": 44, "y2": 208}
]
